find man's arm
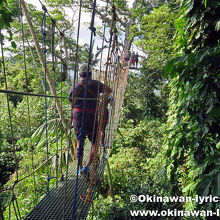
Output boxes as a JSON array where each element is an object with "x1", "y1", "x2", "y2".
[{"x1": 68, "y1": 87, "x2": 74, "y2": 109}]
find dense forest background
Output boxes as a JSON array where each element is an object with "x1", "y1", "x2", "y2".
[{"x1": 0, "y1": 0, "x2": 220, "y2": 219}]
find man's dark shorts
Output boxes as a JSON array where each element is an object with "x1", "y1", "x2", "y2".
[{"x1": 72, "y1": 111, "x2": 98, "y2": 144}]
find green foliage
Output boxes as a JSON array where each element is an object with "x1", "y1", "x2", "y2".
[
  {"x1": 128, "y1": 3, "x2": 179, "y2": 121},
  {"x1": 0, "y1": 126, "x2": 15, "y2": 213},
  {"x1": 0, "y1": 131, "x2": 15, "y2": 187},
  {"x1": 163, "y1": 0, "x2": 220, "y2": 212},
  {"x1": 113, "y1": 119, "x2": 165, "y2": 157},
  {"x1": 0, "y1": 0, "x2": 19, "y2": 52},
  {"x1": 114, "y1": 0, "x2": 129, "y2": 12},
  {"x1": 163, "y1": 45, "x2": 220, "y2": 209},
  {"x1": 0, "y1": 0, "x2": 19, "y2": 29},
  {"x1": 90, "y1": 147, "x2": 166, "y2": 219},
  {"x1": 176, "y1": 0, "x2": 220, "y2": 51},
  {"x1": 131, "y1": 4, "x2": 177, "y2": 69},
  {"x1": 123, "y1": 70, "x2": 168, "y2": 121},
  {"x1": 90, "y1": 120, "x2": 168, "y2": 219},
  {"x1": 0, "y1": 60, "x2": 44, "y2": 93}
]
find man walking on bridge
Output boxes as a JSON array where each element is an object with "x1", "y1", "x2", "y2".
[{"x1": 69, "y1": 63, "x2": 112, "y2": 178}]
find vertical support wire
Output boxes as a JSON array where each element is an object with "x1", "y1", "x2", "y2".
[
  {"x1": 59, "y1": 33, "x2": 64, "y2": 180},
  {"x1": 41, "y1": 7, "x2": 50, "y2": 194},
  {"x1": 51, "y1": 19, "x2": 60, "y2": 188},
  {"x1": 91, "y1": 0, "x2": 110, "y2": 153},
  {"x1": 19, "y1": 0, "x2": 37, "y2": 207}
]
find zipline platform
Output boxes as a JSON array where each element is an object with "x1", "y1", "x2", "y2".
[{"x1": 25, "y1": 144, "x2": 106, "y2": 220}]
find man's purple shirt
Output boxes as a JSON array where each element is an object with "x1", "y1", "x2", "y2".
[{"x1": 69, "y1": 79, "x2": 104, "y2": 109}]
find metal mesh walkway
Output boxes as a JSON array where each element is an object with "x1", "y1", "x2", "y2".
[{"x1": 25, "y1": 143, "x2": 105, "y2": 220}]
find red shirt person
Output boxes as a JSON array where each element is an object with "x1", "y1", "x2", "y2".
[{"x1": 69, "y1": 63, "x2": 112, "y2": 177}]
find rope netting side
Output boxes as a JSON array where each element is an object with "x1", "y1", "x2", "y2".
[
  {"x1": 0, "y1": 1, "x2": 76, "y2": 218},
  {"x1": 83, "y1": 2, "x2": 117, "y2": 205},
  {"x1": 80, "y1": 1, "x2": 131, "y2": 210}
]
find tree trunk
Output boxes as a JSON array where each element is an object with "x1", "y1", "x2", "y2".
[
  {"x1": 124, "y1": 0, "x2": 140, "y2": 50},
  {"x1": 20, "y1": 0, "x2": 74, "y2": 155},
  {"x1": 26, "y1": 37, "x2": 45, "y2": 91}
]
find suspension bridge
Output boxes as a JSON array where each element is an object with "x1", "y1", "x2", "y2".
[{"x1": 0, "y1": 0, "x2": 130, "y2": 219}]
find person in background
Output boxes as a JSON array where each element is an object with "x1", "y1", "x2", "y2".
[
  {"x1": 69, "y1": 63, "x2": 112, "y2": 178},
  {"x1": 124, "y1": 50, "x2": 130, "y2": 66},
  {"x1": 131, "y1": 52, "x2": 136, "y2": 67},
  {"x1": 135, "y1": 52, "x2": 139, "y2": 68}
]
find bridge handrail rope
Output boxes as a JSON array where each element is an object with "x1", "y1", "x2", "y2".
[{"x1": 0, "y1": 89, "x2": 99, "y2": 100}]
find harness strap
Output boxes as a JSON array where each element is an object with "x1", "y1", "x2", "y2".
[{"x1": 74, "y1": 108, "x2": 96, "y2": 113}]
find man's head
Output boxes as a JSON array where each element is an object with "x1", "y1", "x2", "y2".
[{"x1": 79, "y1": 63, "x2": 92, "y2": 78}]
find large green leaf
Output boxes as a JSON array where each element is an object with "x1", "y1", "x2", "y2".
[
  {"x1": 197, "y1": 177, "x2": 212, "y2": 196},
  {"x1": 211, "y1": 172, "x2": 220, "y2": 196}
]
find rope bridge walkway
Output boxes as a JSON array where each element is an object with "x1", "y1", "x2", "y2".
[
  {"x1": 25, "y1": 143, "x2": 105, "y2": 220},
  {"x1": 0, "y1": 0, "x2": 130, "y2": 219}
]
